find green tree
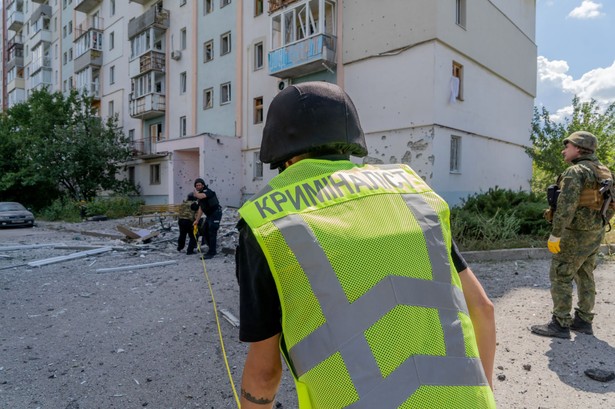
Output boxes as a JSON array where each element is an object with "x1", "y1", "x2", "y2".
[
  {"x1": 527, "y1": 96, "x2": 615, "y2": 192},
  {"x1": 0, "y1": 89, "x2": 134, "y2": 207}
]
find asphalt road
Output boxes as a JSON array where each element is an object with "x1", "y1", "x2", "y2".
[{"x1": 1, "y1": 219, "x2": 614, "y2": 409}]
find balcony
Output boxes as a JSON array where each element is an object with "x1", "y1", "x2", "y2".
[
  {"x1": 129, "y1": 51, "x2": 165, "y2": 78},
  {"x1": 7, "y1": 77, "x2": 25, "y2": 93},
  {"x1": 8, "y1": 88, "x2": 26, "y2": 108},
  {"x1": 75, "y1": 0, "x2": 102, "y2": 13},
  {"x1": 128, "y1": 7, "x2": 169, "y2": 39},
  {"x1": 30, "y1": 56, "x2": 51, "y2": 74},
  {"x1": 268, "y1": 0, "x2": 299, "y2": 13},
  {"x1": 8, "y1": 11, "x2": 25, "y2": 31},
  {"x1": 74, "y1": 16, "x2": 104, "y2": 40},
  {"x1": 7, "y1": 34, "x2": 24, "y2": 49},
  {"x1": 130, "y1": 138, "x2": 154, "y2": 157},
  {"x1": 129, "y1": 93, "x2": 166, "y2": 119},
  {"x1": 30, "y1": 3, "x2": 52, "y2": 24},
  {"x1": 7, "y1": 36, "x2": 24, "y2": 71},
  {"x1": 74, "y1": 49, "x2": 103, "y2": 73},
  {"x1": 30, "y1": 29, "x2": 52, "y2": 48},
  {"x1": 7, "y1": 49, "x2": 24, "y2": 71},
  {"x1": 30, "y1": 69, "x2": 53, "y2": 91},
  {"x1": 268, "y1": 34, "x2": 337, "y2": 78}
]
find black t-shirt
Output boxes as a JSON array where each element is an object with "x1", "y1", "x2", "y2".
[
  {"x1": 197, "y1": 188, "x2": 220, "y2": 216},
  {"x1": 236, "y1": 219, "x2": 469, "y2": 343}
]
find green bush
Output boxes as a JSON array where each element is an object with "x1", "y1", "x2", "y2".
[
  {"x1": 38, "y1": 198, "x2": 81, "y2": 222},
  {"x1": 39, "y1": 195, "x2": 143, "y2": 221},
  {"x1": 450, "y1": 187, "x2": 551, "y2": 250},
  {"x1": 84, "y1": 196, "x2": 143, "y2": 219}
]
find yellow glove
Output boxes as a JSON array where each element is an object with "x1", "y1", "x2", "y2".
[
  {"x1": 193, "y1": 224, "x2": 199, "y2": 238},
  {"x1": 547, "y1": 235, "x2": 561, "y2": 254}
]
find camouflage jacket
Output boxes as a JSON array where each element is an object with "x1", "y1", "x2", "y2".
[
  {"x1": 178, "y1": 200, "x2": 196, "y2": 220},
  {"x1": 552, "y1": 154, "x2": 615, "y2": 236}
]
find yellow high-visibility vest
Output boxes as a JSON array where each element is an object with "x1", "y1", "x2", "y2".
[{"x1": 240, "y1": 159, "x2": 496, "y2": 409}]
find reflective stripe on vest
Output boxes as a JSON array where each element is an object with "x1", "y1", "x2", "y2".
[{"x1": 240, "y1": 161, "x2": 493, "y2": 408}]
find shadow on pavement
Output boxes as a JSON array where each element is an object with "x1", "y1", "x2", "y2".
[{"x1": 546, "y1": 333, "x2": 615, "y2": 393}]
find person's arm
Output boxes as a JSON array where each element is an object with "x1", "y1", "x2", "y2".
[
  {"x1": 240, "y1": 334, "x2": 283, "y2": 409},
  {"x1": 194, "y1": 190, "x2": 207, "y2": 200},
  {"x1": 459, "y1": 267, "x2": 495, "y2": 390},
  {"x1": 193, "y1": 206, "x2": 203, "y2": 225}
]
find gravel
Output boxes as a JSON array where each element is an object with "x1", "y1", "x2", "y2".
[{"x1": 1, "y1": 210, "x2": 614, "y2": 408}]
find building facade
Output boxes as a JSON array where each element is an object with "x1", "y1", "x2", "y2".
[{"x1": 2, "y1": 0, "x2": 536, "y2": 208}]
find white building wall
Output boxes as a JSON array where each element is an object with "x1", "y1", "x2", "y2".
[
  {"x1": 343, "y1": 0, "x2": 535, "y2": 205},
  {"x1": 240, "y1": 0, "x2": 280, "y2": 201}
]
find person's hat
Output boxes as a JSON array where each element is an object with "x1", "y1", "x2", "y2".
[
  {"x1": 194, "y1": 178, "x2": 206, "y2": 187},
  {"x1": 564, "y1": 131, "x2": 598, "y2": 153},
  {"x1": 260, "y1": 82, "x2": 367, "y2": 170}
]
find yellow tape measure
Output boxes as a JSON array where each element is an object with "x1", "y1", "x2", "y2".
[{"x1": 196, "y1": 239, "x2": 241, "y2": 408}]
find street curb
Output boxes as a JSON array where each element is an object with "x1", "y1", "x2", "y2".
[{"x1": 461, "y1": 244, "x2": 615, "y2": 263}]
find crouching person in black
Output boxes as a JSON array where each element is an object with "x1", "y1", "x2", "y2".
[
  {"x1": 193, "y1": 178, "x2": 222, "y2": 259},
  {"x1": 177, "y1": 193, "x2": 199, "y2": 255}
]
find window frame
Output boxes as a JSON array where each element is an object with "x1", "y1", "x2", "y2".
[
  {"x1": 150, "y1": 164, "x2": 161, "y2": 185},
  {"x1": 180, "y1": 71, "x2": 187, "y2": 94},
  {"x1": 203, "y1": 88, "x2": 214, "y2": 109},
  {"x1": 180, "y1": 28, "x2": 187, "y2": 50},
  {"x1": 220, "y1": 82, "x2": 231, "y2": 105},
  {"x1": 204, "y1": 0, "x2": 214, "y2": 14},
  {"x1": 204, "y1": 40, "x2": 214, "y2": 62},
  {"x1": 254, "y1": 41, "x2": 263, "y2": 70},
  {"x1": 253, "y1": 151, "x2": 263, "y2": 179},
  {"x1": 180, "y1": 116, "x2": 187, "y2": 137},
  {"x1": 452, "y1": 61, "x2": 464, "y2": 101},
  {"x1": 254, "y1": 0, "x2": 263, "y2": 16},
  {"x1": 456, "y1": 0, "x2": 466, "y2": 28},
  {"x1": 450, "y1": 135, "x2": 462, "y2": 173},
  {"x1": 220, "y1": 32, "x2": 231, "y2": 56},
  {"x1": 253, "y1": 96, "x2": 263, "y2": 124}
]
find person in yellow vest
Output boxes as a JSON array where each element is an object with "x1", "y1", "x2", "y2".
[{"x1": 236, "y1": 82, "x2": 496, "y2": 409}]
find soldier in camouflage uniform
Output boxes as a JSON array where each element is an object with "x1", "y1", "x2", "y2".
[
  {"x1": 177, "y1": 193, "x2": 198, "y2": 255},
  {"x1": 531, "y1": 131, "x2": 615, "y2": 339}
]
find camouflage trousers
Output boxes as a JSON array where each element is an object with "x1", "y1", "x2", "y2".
[{"x1": 549, "y1": 228, "x2": 604, "y2": 326}]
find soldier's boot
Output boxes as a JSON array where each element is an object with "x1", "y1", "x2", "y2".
[
  {"x1": 570, "y1": 312, "x2": 593, "y2": 335},
  {"x1": 530, "y1": 316, "x2": 571, "y2": 339}
]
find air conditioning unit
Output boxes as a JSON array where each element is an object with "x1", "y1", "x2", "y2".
[
  {"x1": 171, "y1": 50, "x2": 182, "y2": 60},
  {"x1": 277, "y1": 79, "x2": 291, "y2": 92}
]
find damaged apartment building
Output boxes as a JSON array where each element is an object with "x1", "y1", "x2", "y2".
[{"x1": 1, "y1": 0, "x2": 536, "y2": 207}]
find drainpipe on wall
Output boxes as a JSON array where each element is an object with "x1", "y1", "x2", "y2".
[
  {"x1": 235, "y1": 0, "x2": 243, "y2": 137},
  {"x1": 336, "y1": 0, "x2": 344, "y2": 89}
]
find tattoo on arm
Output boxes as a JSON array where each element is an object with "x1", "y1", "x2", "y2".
[{"x1": 241, "y1": 388, "x2": 275, "y2": 405}]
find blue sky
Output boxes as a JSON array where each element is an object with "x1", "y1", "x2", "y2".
[{"x1": 536, "y1": 0, "x2": 615, "y2": 121}]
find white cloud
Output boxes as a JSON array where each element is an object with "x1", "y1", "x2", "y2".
[
  {"x1": 568, "y1": 0, "x2": 604, "y2": 19},
  {"x1": 537, "y1": 56, "x2": 615, "y2": 121}
]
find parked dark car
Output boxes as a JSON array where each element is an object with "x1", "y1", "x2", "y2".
[{"x1": 0, "y1": 202, "x2": 35, "y2": 227}]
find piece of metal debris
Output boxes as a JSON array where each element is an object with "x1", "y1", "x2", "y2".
[
  {"x1": 95, "y1": 260, "x2": 177, "y2": 273},
  {"x1": 219, "y1": 308, "x2": 240, "y2": 327},
  {"x1": 27, "y1": 247, "x2": 113, "y2": 267}
]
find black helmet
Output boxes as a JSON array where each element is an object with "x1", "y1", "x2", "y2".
[
  {"x1": 194, "y1": 178, "x2": 206, "y2": 188},
  {"x1": 261, "y1": 82, "x2": 367, "y2": 169}
]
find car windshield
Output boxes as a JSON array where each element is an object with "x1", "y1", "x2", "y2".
[{"x1": 0, "y1": 203, "x2": 26, "y2": 212}]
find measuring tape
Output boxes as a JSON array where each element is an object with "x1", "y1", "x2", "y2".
[{"x1": 194, "y1": 224, "x2": 241, "y2": 408}]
